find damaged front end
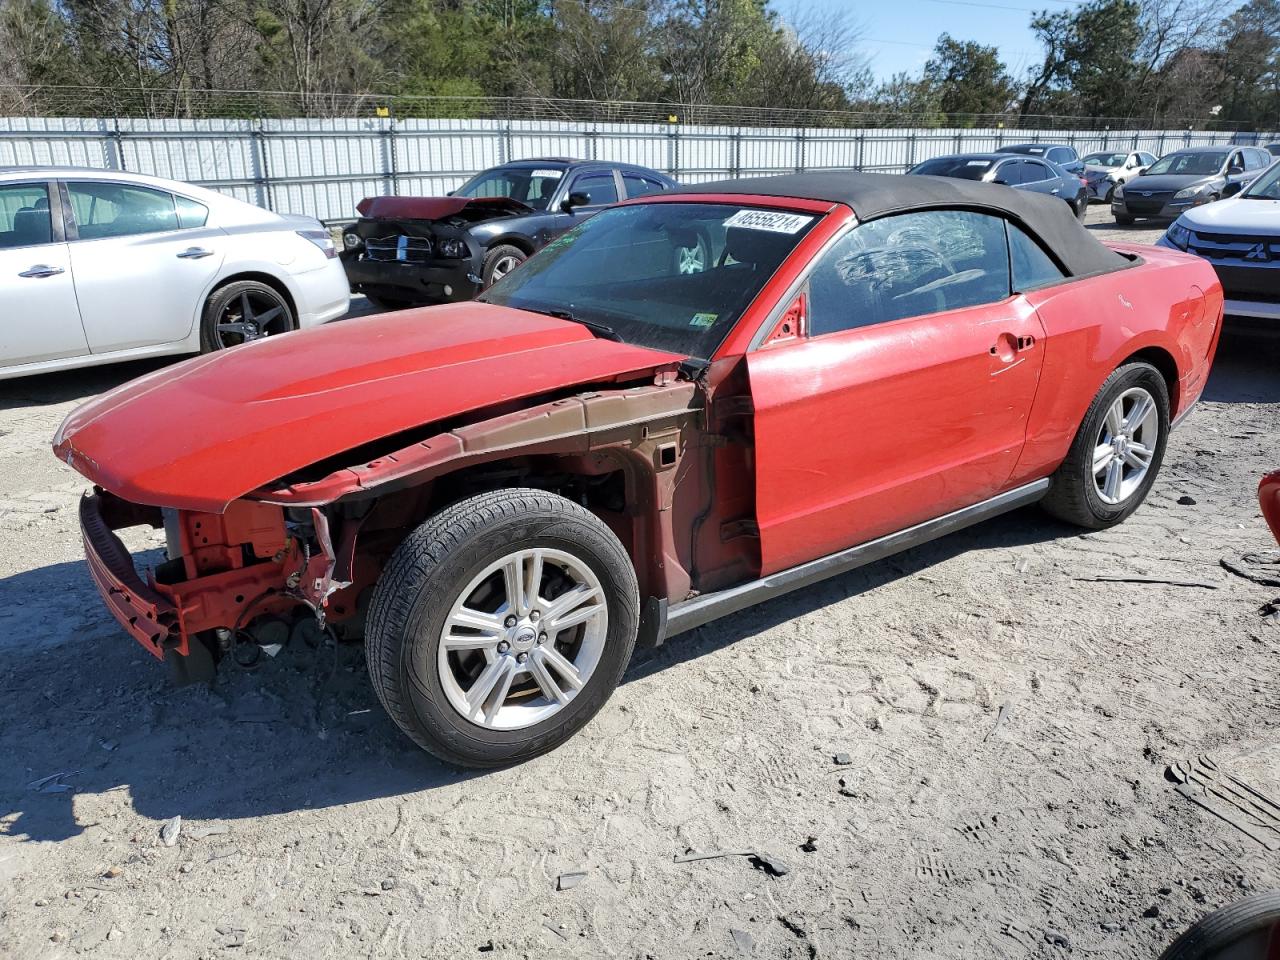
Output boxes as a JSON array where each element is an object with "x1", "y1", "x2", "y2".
[
  {"x1": 341, "y1": 196, "x2": 532, "y2": 304},
  {"x1": 80, "y1": 488, "x2": 358, "y2": 670}
]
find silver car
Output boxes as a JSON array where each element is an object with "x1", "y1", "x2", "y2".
[
  {"x1": 1081, "y1": 150, "x2": 1157, "y2": 202},
  {"x1": 1111, "y1": 146, "x2": 1274, "y2": 224},
  {"x1": 0, "y1": 166, "x2": 350, "y2": 380}
]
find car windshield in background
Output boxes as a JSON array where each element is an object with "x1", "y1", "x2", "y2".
[
  {"x1": 1144, "y1": 152, "x2": 1227, "y2": 176},
  {"x1": 478, "y1": 202, "x2": 817, "y2": 358},
  {"x1": 1242, "y1": 162, "x2": 1280, "y2": 199},
  {"x1": 1086, "y1": 152, "x2": 1127, "y2": 166},
  {"x1": 454, "y1": 166, "x2": 565, "y2": 210},
  {"x1": 910, "y1": 157, "x2": 993, "y2": 180}
]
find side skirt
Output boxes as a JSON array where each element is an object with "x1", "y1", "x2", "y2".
[{"x1": 659, "y1": 478, "x2": 1051, "y2": 641}]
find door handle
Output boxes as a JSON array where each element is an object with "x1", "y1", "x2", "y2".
[
  {"x1": 990, "y1": 332, "x2": 1035, "y2": 360},
  {"x1": 1051, "y1": 187, "x2": 1060, "y2": 194},
  {"x1": 18, "y1": 264, "x2": 65, "y2": 278},
  {"x1": 176, "y1": 247, "x2": 214, "y2": 259}
]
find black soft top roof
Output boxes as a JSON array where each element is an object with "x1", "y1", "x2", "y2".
[{"x1": 674, "y1": 171, "x2": 1129, "y2": 279}]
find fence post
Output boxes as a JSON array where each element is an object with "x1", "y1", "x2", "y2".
[
  {"x1": 111, "y1": 117, "x2": 127, "y2": 171},
  {"x1": 908, "y1": 130, "x2": 917, "y2": 169},
  {"x1": 252, "y1": 118, "x2": 273, "y2": 211},
  {"x1": 856, "y1": 129, "x2": 865, "y2": 172},
  {"x1": 503, "y1": 122, "x2": 513, "y2": 166},
  {"x1": 386, "y1": 115, "x2": 399, "y2": 195},
  {"x1": 795, "y1": 127, "x2": 806, "y2": 172},
  {"x1": 667, "y1": 121, "x2": 679, "y2": 178},
  {"x1": 730, "y1": 130, "x2": 741, "y2": 177},
  {"x1": 587, "y1": 124, "x2": 598, "y2": 162}
]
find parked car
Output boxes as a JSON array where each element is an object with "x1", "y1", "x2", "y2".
[
  {"x1": 1265, "y1": 143, "x2": 1280, "y2": 157},
  {"x1": 908, "y1": 152, "x2": 1088, "y2": 218},
  {"x1": 57, "y1": 171, "x2": 1222, "y2": 766},
  {"x1": 341, "y1": 158, "x2": 678, "y2": 308},
  {"x1": 1157, "y1": 158, "x2": 1280, "y2": 323},
  {"x1": 998, "y1": 142, "x2": 1085, "y2": 176},
  {"x1": 1111, "y1": 146, "x2": 1273, "y2": 224},
  {"x1": 0, "y1": 166, "x2": 347, "y2": 380},
  {"x1": 1081, "y1": 150, "x2": 1158, "y2": 202}
]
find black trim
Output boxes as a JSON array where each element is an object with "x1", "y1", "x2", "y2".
[{"x1": 657, "y1": 478, "x2": 1050, "y2": 641}]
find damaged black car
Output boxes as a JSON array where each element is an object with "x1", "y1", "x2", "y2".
[{"x1": 340, "y1": 158, "x2": 678, "y2": 308}]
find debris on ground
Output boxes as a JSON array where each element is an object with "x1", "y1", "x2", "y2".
[
  {"x1": 800, "y1": 836, "x2": 818, "y2": 853},
  {"x1": 833, "y1": 752, "x2": 852, "y2": 765},
  {"x1": 557, "y1": 870, "x2": 588, "y2": 891},
  {"x1": 730, "y1": 927, "x2": 754, "y2": 955},
  {"x1": 160, "y1": 816, "x2": 182, "y2": 847},
  {"x1": 1072, "y1": 576, "x2": 1217, "y2": 589},
  {"x1": 985, "y1": 702, "x2": 1013, "y2": 742},
  {"x1": 1177, "y1": 495, "x2": 1198, "y2": 506}
]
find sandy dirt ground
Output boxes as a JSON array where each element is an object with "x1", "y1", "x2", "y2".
[{"x1": 2, "y1": 206, "x2": 1280, "y2": 960}]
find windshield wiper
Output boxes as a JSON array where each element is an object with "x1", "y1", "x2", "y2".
[{"x1": 533, "y1": 308, "x2": 621, "y2": 342}]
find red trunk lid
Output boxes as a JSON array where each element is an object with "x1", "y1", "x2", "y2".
[{"x1": 54, "y1": 303, "x2": 682, "y2": 512}]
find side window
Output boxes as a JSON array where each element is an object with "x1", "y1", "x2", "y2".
[
  {"x1": 1008, "y1": 222, "x2": 1067, "y2": 290},
  {"x1": 1022, "y1": 160, "x2": 1052, "y2": 183},
  {"x1": 0, "y1": 182, "x2": 53, "y2": 249},
  {"x1": 621, "y1": 173, "x2": 667, "y2": 198},
  {"x1": 1141, "y1": 153, "x2": 1158, "y2": 165},
  {"x1": 1227, "y1": 152, "x2": 1245, "y2": 173},
  {"x1": 569, "y1": 172, "x2": 619, "y2": 207},
  {"x1": 175, "y1": 195, "x2": 209, "y2": 228},
  {"x1": 67, "y1": 181, "x2": 179, "y2": 239},
  {"x1": 1050, "y1": 148, "x2": 1074, "y2": 165},
  {"x1": 1250, "y1": 149, "x2": 1271, "y2": 169},
  {"x1": 807, "y1": 210, "x2": 1011, "y2": 337},
  {"x1": 993, "y1": 160, "x2": 1019, "y2": 185}
]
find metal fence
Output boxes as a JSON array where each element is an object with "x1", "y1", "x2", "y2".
[{"x1": 2, "y1": 116, "x2": 1275, "y2": 225}]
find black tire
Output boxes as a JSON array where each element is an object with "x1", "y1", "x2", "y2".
[
  {"x1": 200, "y1": 279, "x2": 295, "y2": 352},
  {"x1": 1115, "y1": 212, "x2": 1135, "y2": 226},
  {"x1": 1074, "y1": 195, "x2": 1088, "y2": 220},
  {"x1": 481, "y1": 244, "x2": 526, "y2": 289},
  {"x1": 1040, "y1": 361, "x2": 1169, "y2": 530},
  {"x1": 364, "y1": 293, "x2": 415, "y2": 311},
  {"x1": 1159, "y1": 892, "x2": 1280, "y2": 960},
  {"x1": 364, "y1": 488, "x2": 640, "y2": 768},
  {"x1": 1104, "y1": 184, "x2": 1117, "y2": 204}
]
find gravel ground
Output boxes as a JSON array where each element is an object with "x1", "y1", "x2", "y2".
[{"x1": 2, "y1": 206, "x2": 1280, "y2": 959}]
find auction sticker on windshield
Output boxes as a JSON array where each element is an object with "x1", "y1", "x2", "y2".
[
  {"x1": 531, "y1": 169, "x2": 563, "y2": 179},
  {"x1": 723, "y1": 210, "x2": 814, "y2": 233}
]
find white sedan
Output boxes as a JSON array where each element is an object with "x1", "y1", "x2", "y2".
[{"x1": 0, "y1": 166, "x2": 349, "y2": 380}]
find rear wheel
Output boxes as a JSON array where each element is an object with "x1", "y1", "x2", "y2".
[
  {"x1": 364, "y1": 488, "x2": 639, "y2": 767},
  {"x1": 1114, "y1": 212, "x2": 1135, "y2": 226},
  {"x1": 1159, "y1": 892, "x2": 1280, "y2": 960},
  {"x1": 1040, "y1": 361, "x2": 1169, "y2": 529},
  {"x1": 200, "y1": 280, "x2": 294, "y2": 352}
]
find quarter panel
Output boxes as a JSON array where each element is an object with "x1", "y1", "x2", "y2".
[{"x1": 1011, "y1": 248, "x2": 1222, "y2": 484}]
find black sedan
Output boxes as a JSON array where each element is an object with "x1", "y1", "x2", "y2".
[
  {"x1": 907, "y1": 153, "x2": 1088, "y2": 219},
  {"x1": 341, "y1": 158, "x2": 678, "y2": 308}
]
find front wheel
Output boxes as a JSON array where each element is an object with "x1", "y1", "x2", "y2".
[
  {"x1": 364, "y1": 489, "x2": 639, "y2": 767},
  {"x1": 1114, "y1": 212, "x2": 1135, "y2": 226},
  {"x1": 1040, "y1": 361, "x2": 1169, "y2": 529},
  {"x1": 482, "y1": 244, "x2": 526, "y2": 289}
]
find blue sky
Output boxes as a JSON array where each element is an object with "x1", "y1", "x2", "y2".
[{"x1": 783, "y1": 0, "x2": 1243, "y2": 84}]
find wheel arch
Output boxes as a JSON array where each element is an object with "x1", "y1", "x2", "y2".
[
  {"x1": 485, "y1": 234, "x2": 536, "y2": 257},
  {"x1": 1119, "y1": 345, "x2": 1181, "y2": 419}
]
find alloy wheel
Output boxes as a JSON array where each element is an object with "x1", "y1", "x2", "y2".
[
  {"x1": 675, "y1": 242, "x2": 706, "y2": 274},
  {"x1": 1093, "y1": 387, "x2": 1159, "y2": 505},
  {"x1": 217, "y1": 290, "x2": 289, "y2": 348},
  {"x1": 437, "y1": 547, "x2": 608, "y2": 730},
  {"x1": 490, "y1": 255, "x2": 521, "y2": 283}
]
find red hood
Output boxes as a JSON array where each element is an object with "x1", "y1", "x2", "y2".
[
  {"x1": 355, "y1": 195, "x2": 532, "y2": 220},
  {"x1": 54, "y1": 303, "x2": 682, "y2": 512}
]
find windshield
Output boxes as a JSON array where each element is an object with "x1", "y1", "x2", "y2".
[
  {"x1": 454, "y1": 165, "x2": 566, "y2": 210},
  {"x1": 1243, "y1": 161, "x2": 1280, "y2": 199},
  {"x1": 479, "y1": 202, "x2": 818, "y2": 358},
  {"x1": 1085, "y1": 152, "x2": 1127, "y2": 167},
  {"x1": 1145, "y1": 152, "x2": 1227, "y2": 176},
  {"x1": 910, "y1": 157, "x2": 994, "y2": 180}
]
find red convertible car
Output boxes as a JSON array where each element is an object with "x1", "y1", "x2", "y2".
[{"x1": 55, "y1": 172, "x2": 1223, "y2": 767}]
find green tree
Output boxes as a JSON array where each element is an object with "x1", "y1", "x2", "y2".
[{"x1": 920, "y1": 33, "x2": 1015, "y2": 122}]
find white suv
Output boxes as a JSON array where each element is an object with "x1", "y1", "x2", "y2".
[{"x1": 0, "y1": 167, "x2": 349, "y2": 380}]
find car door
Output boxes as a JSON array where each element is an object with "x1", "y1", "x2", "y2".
[
  {"x1": 745, "y1": 209, "x2": 1047, "y2": 574},
  {"x1": 548, "y1": 169, "x2": 623, "y2": 238},
  {"x1": 1017, "y1": 159, "x2": 1064, "y2": 198},
  {"x1": 0, "y1": 179, "x2": 88, "y2": 366},
  {"x1": 64, "y1": 180, "x2": 226, "y2": 352}
]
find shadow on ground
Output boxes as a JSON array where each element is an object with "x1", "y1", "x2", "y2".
[{"x1": 0, "y1": 506, "x2": 1067, "y2": 845}]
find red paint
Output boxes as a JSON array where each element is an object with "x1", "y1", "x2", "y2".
[
  {"x1": 1262, "y1": 471, "x2": 1280, "y2": 545},
  {"x1": 55, "y1": 303, "x2": 681, "y2": 512},
  {"x1": 748, "y1": 293, "x2": 1046, "y2": 573},
  {"x1": 355, "y1": 195, "x2": 529, "y2": 219}
]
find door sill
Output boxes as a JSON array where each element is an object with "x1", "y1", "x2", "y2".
[{"x1": 661, "y1": 478, "x2": 1051, "y2": 641}]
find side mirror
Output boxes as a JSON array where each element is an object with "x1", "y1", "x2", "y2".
[
  {"x1": 560, "y1": 191, "x2": 591, "y2": 212},
  {"x1": 992, "y1": 176, "x2": 1011, "y2": 186}
]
